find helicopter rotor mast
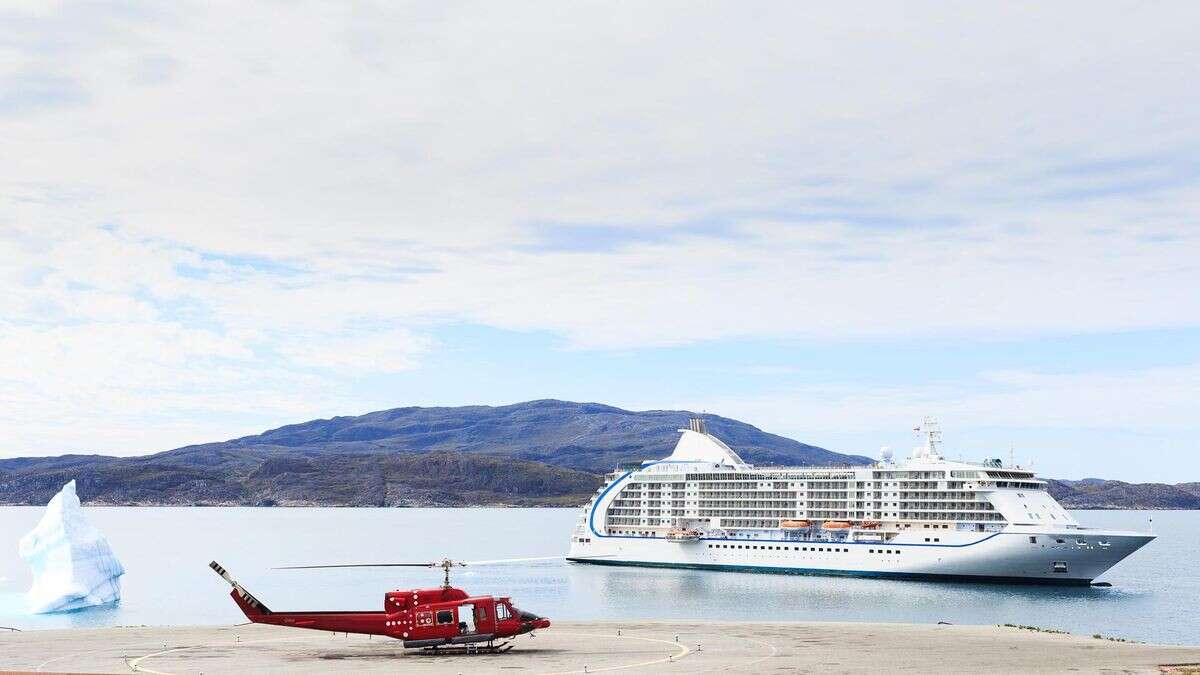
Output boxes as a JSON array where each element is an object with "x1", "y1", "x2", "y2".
[{"x1": 438, "y1": 558, "x2": 463, "y2": 589}]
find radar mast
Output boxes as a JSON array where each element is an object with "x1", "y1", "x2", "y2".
[{"x1": 916, "y1": 416, "x2": 943, "y2": 460}]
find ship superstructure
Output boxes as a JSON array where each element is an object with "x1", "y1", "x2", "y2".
[{"x1": 567, "y1": 418, "x2": 1153, "y2": 584}]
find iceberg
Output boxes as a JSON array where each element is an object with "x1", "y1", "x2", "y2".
[{"x1": 18, "y1": 480, "x2": 125, "y2": 613}]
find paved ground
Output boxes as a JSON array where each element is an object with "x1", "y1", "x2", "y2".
[{"x1": 2, "y1": 620, "x2": 1199, "y2": 674}]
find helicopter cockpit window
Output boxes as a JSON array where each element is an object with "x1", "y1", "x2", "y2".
[
  {"x1": 436, "y1": 610, "x2": 454, "y2": 625},
  {"x1": 496, "y1": 603, "x2": 512, "y2": 620}
]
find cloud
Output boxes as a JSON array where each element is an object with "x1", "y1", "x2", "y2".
[
  {"x1": 2, "y1": 2, "x2": 1199, "y2": 457},
  {"x1": 0, "y1": 73, "x2": 88, "y2": 115},
  {"x1": 522, "y1": 220, "x2": 745, "y2": 253},
  {"x1": 277, "y1": 329, "x2": 432, "y2": 373},
  {"x1": 744, "y1": 363, "x2": 1200, "y2": 436},
  {"x1": 129, "y1": 54, "x2": 179, "y2": 86},
  {"x1": 655, "y1": 360, "x2": 1200, "y2": 479}
]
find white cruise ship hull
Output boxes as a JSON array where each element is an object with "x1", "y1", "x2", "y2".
[
  {"x1": 568, "y1": 527, "x2": 1154, "y2": 585},
  {"x1": 568, "y1": 419, "x2": 1156, "y2": 585}
]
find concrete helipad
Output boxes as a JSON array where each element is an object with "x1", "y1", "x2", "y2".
[{"x1": 2, "y1": 620, "x2": 1199, "y2": 674}]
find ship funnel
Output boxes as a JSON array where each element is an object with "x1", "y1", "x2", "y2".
[{"x1": 688, "y1": 418, "x2": 707, "y2": 434}]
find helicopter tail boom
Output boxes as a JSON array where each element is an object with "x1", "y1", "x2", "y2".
[
  {"x1": 210, "y1": 561, "x2": 401, "y2": 635},
  {"x1": 209, "y1": 560, "x2": 273, "y2": 616}
]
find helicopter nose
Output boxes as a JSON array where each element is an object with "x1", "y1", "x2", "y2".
[{"x1": 518, "y1": 610, "x2": 551, "y2": 629}]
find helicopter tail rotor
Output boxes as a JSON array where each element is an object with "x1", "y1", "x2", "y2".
[{"x1": 209, "y1": 561, "x2": 273, "y2": 616}]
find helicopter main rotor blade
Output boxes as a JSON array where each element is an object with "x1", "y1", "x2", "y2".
[
  {"x1": 275, "y1": 554, "x2": 614, "y2": 570},
  {"x1": 459, "y1": 555, "x2": 567, "y2": 566}
]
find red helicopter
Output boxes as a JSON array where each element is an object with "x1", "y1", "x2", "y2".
[{"x1": 209, "y1": 557, "x2": 552, "y2": 653}]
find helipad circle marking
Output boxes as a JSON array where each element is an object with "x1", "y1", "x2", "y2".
[
  {"x1": 536, "y1": 631, "x2": 691, "y2": 674},
  {"x1": 128, "y1": 634, "x2": 314, "y2": 674}
]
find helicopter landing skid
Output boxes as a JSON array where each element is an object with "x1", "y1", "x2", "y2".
[{"x1": 418, "y1": 640, "x2": 514, "y2": 656}]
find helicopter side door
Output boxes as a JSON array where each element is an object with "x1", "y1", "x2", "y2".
[
  {"x1": 458, "y1": 603, "x2": 477, "y2": 634},
  {"x1": 472, "y1": 600, "x2": 495, "y2": 635}
]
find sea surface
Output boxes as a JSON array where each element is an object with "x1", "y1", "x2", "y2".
[{"x1": 0, "y1": 507, "x2": 1195, "y2": 644}]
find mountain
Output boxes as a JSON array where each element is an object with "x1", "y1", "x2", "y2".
[
  {"x1": 0, "y1": 400, "x2": 868, "y2": 507},
  {"x1": 6, "y1": 400, "x2": 1192, "y2": 509},
  {"x1": 159, "y1": 399, "x2": 860, "y2": 471},
  {"x1": 1046, "y1": 478, "x2": 1200, "y2": 510}
]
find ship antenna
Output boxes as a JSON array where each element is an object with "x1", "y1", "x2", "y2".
[{"x1": 921, "y1": 416, "x2": 942, "y2": 459}]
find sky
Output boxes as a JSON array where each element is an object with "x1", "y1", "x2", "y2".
[{"x1": 1, "y1": 2, "x2": 1198, "y2": 482}]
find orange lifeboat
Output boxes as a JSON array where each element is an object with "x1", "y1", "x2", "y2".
[
  {"x1": 859, "y1": 520, "x2": 881, "y2": 530},
  {"x1": 779, "y1": 519, "x2": 811, "y2": 529},
  {"x1": 665, "y1": 528, "x2": 703, "y2": 542},
  {"x1": 821, "y1": 521, "x2": 853, "y2": 530}
]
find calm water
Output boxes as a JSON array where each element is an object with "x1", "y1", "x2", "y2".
[{"x1": 0, "y1": 508, "x2": 1195, "y2": 644}]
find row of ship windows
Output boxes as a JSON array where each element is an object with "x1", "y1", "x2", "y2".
[
  {"x1": 612, "y1": 508, "x2": 996, "y2": 516},
  {"x1": 706, "y1": 544, "x2": 903, "y2": 555},
  {"x1": 618, "y1": 500, "x2": 845, "y2": 507},
  {"x1": 683, "y1": 474, "x2": 855, "y2": 482},
  {"x1": 628, "y1": 487, "x2": 939, "y2": 496},
  {"x1": 693, "y1": 491, "x2": 799, "y2": 497},
  {"x1": 901, "y1": 513, "x2": 1006, "y2": 521},
  {"x1": 697, "y1": 511, "x2": 796, "y2": 518},
  {"x1": 629, "y1": 473, "x2": 1031, "y2": 485},
  {"x1": 667, "y1": 487, "x2": 993, "y2": 494},
  {"x1": 633, "y1": 471, "x2": 1035, "y2": 484},
  {"x1": 709, "y1": 544, "x2": 849, "y2": 552},
  {"x1": 610, "y1": 519, "x2": 1004, "y2": 529},
  {"x1": 606, "y1": 519, "x2": 646, "y2": 527},
  {"x1": 640, "y1": 496, "x2": 1005, "y2": 505},
  {"x1": 719, "y1": 520, "x2": 799, "y2": 528},
  {"x1": 616, "y1": 501, "x2": 994, "y2": 509},
  {"x1": 619, "y1": 504, "x2": 1003, "y2": 509},
  {"x1": 893, "y1": 504, "x2": 996, "y2": 510}
]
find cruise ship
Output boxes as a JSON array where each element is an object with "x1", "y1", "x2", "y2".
[{"x1": 567, "y1": 419, "x2": 1154, "y2": 584}]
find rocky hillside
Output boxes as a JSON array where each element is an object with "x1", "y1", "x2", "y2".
[
  {"x1": 1046, "y1": 478, "x2": 1200, "y2": 510},
  {"x1": 0, "y1": 400, "x2": 867, "y2": 506},
  {"x1": 0, "y1": 451, "x2": 601, "y2": 507},
  {"x1": 164, "y1": 399, "x2": 862, "y2": 472}
]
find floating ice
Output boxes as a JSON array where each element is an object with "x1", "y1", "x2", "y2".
[{"x1": 18, "y1": 480, "x2": 125, "y2": 613}]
